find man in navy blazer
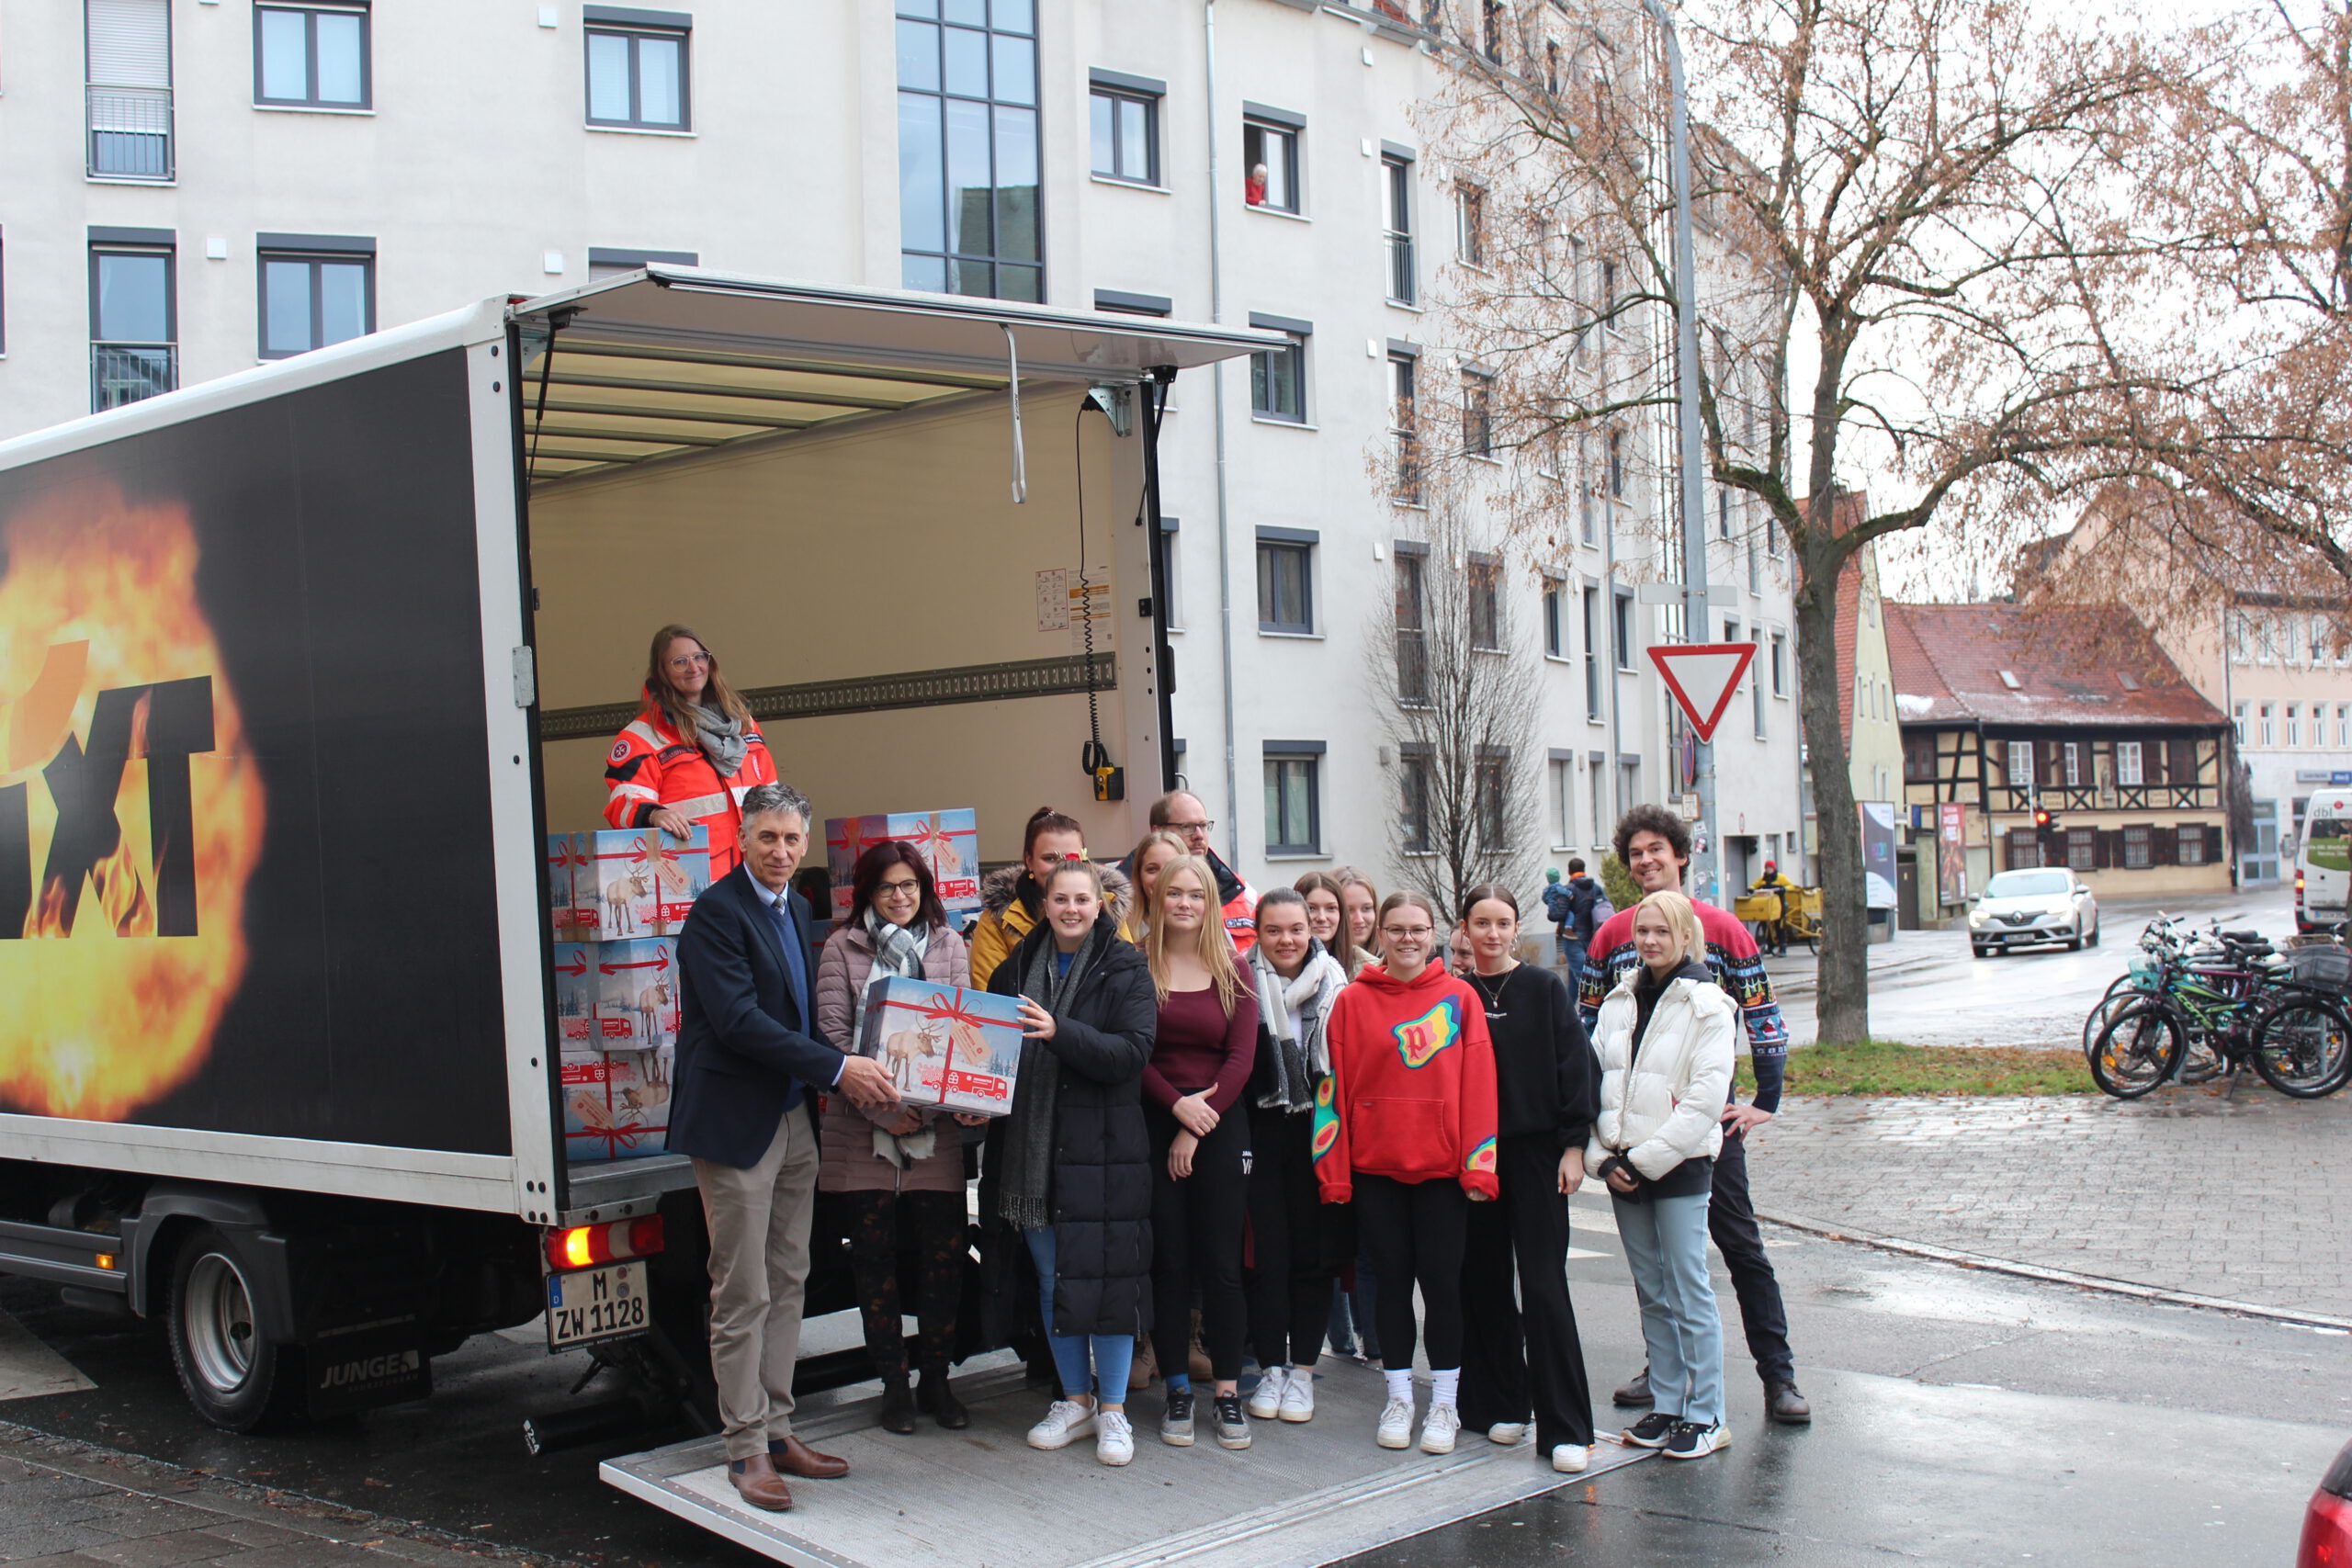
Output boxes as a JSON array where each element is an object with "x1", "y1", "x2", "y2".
[{"x1": 673, "y1": 782, "x2": 899, "y2": 1512}]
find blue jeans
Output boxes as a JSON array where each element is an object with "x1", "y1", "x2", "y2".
[
  {"x1": 1023, "y1": 1227, "x2": 1134, "y2": 1401},
  {"x1": 1611, "y1": 1190, "x2": 1724, "y2": 1426},
  {"x1": 1562, "y1": 942, "x2": 1587, "y2": 993}
]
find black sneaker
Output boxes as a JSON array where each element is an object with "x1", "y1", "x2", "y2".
[
  {"x1": 1213, "y1": 1392, "x2": 1251, "y2": 1450},
  {"x1": 1623, "y1": 1411, "x2": 1676, "y2": 1449},
  {"x1": 1160, "y1": 1386, "x2": 1196, "y2": 1447},
  {"x1": 1662, "y1": 1420, "x2": 1729, "y2": 1460}
]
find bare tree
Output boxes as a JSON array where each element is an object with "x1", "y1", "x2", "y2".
[
  {"x1": 1412, "y1": 0, "x2": 2199, "y2": 1043},
  {"x1": 1367, "y1": 472, "x2": 1547, "y2": 925}
]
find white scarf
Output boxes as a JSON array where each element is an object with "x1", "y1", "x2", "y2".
[{"x1": 1250, "y1": 942, "x2": 1346, "y2": 1112}]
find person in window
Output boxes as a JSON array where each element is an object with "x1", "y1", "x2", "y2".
[
  {"x1": 813, "y1": 841, "x2": 984, "y2": 1435},
  {"x1": 983, "y1": 859, "x2": 1154, "y2": 1467},
  {"x1": 603, "y1": 625, "x2": 778, "y2": 880},
  {"x1": 1141, "y1": 855, "x2": 1261, "y2": 1451},
  {"x1": 971, "y1": 807, "x2": 1088, "y2": 989},
  {"x1": 1588, "y1": 890, "x2": 1735, "y2": 1461},
  {"x1": 1246, "y1": 162, "x2": 1270, "y2": 207}
]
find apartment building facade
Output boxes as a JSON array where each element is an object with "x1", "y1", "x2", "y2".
[{"x1": 0, "y1": 0, "x2": 1805, "y2": 898}]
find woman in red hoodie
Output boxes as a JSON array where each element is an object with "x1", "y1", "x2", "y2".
[{"x1": 1315, "y1": 890, "x2": 1499, "y2": 1457}]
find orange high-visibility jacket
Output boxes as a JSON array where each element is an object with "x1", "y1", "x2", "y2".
[{"x1": 602, "y1": 695, "x2": 777, "y2": 879}]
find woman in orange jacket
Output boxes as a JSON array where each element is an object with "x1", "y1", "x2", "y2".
[
  {"x1": 1315, "y1": 889, "x2": 1498, "y2": 1459},
  {"x1": 602, "y1": 625, "x2": 777, "y2": 880}
]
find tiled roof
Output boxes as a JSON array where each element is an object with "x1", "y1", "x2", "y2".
[{"x1": 1885, "y1": 601, "x2": 2228, "y2": 729}]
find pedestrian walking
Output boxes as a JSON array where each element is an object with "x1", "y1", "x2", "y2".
[
  {"x1": 1453, "y1": 886, "x2": 1603, "y2": 1475},
  {"x1": 970, "y1": 807, "x2": 1089, "y2": 989},
  {"x1": 1577, "y1": 804, "x2": 1810, "y2": 1425},
  {"x1": 1559, "y1": 859, "x2": 1611, "y2": 994},
  {"x1": 1141, "y1": 855, "x2": 1261, "y2": 1450},
  {"x1": 1589, "y1": 889, "x2": 1736, "y2": 1461},
  {"x1": 983, "y1": 858, "x2": 1156, "y2": 1468},
  {"x1": 1317, "y1": 892, "x2": 1499, "y2": 1457}
]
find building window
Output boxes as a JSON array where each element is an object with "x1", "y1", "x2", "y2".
[
  {"x1": 1467, "y1": 555, "x2": 1501, "y2": 651},
  {"x1": 254, "y1": 4, "x2": 368, "y2": 108},
  {"x1": 1480, "y1": 0, "x2": 1506, "y2": 62},
  {"x1": 1264, "y1": 752, "x2": 1322, "y2": 854},
  {"x1": 2258, "y1": 618, "x2": 2278, "y2": 663},
  {"x1": 1400, "y1": 749, "x2": 1432, "y2": 852},
  {"x1": 1256, "y1": 534, "x2": 1314, "y2": 633},
  {"x1": 2122, "y1": 824, "x2": 2154, "y2": 869},
  {"x1": 1903, "y1": 732, "x2": 1935, "y2": 783},
  {"x1": 2312, "y1": 616, "x2": 2329, "y2": 665},
  {"x1": 585, "y1": 11, "x2": 690, "y2": 130},
  {"x1": 1612, "y1": 589, "x2": 1634, "y2": 671},
  {"x1": 1243, "y1": 115, "x2": 1300, "y2": 211},
  {"x1": 1582, "y1": 586, "x2": 1604, "y2": 719},
  {"x1": 1475, "y1": 750, "x2": 1508, "y2": 848},
  {"x1": 1382, "y1": 152, "x2": 1415, "y2": 304},
  {"x1": 86, "y1": 0, "x2": 175, "y2": 181},
  {"x1": 2338, "y1": 704, "x2": 2350, "y2": 747},
  {"x1": 2063, "y1": 741, "x2": 2081, "y2": 787},
  {"x1": 2066, "y1": 827, "x2": 2097, "y2": 872},
  {"x1": 2177, "y1": 825, "x2": 2207, "y2": 865},
  {"x1": 1754, "y1": 657, "x2": 1767, "y2": 739},
  {"x1": 1462, "y1": 370, "x2": 1494, "y2": 457},
  {"x1": 1389, "y1": 351, "x2": 1421, "y2": 502},
  {"x1": 2317, "y1": 708, "x2": 2331, "y2": 750},
  {"x1": 2289, "y1": 705, "x2": 2302, "y2": 748},
  {"x1": 1607, "y1": 429, "x2": 1625, "y2": 499},
  {"x1": 1549, "y1": 757, "x2": 1573, "y2": 846},
  {"x1": 1577, "y1": 437, "x2": 1598, "y2": 543},
  {"x1": 2260, "y1": 703, "x2": 2276, "y2": 746},
  {"x1": 1454, "y1": 182, "x2": 1486, "y2": 266},
  {"x1": 1770, "y1": 632, "x2": 1787, "y2": 696},
  {"x1": 1090, "y1": 83, "x2": 1158, "y2": 185},
  {"x1": 88, "y1": 242, "x2": 175, "y2": 412},
  {"x1": 1543, "y1": 578, "x2": 1564, "y2": 658},
  {"x1": 2233, "y1": 702, "x2": 2246, "y2": 743},
  {"x1": 257, "y1": 243, "x2": 373, "y2": 358},
  {"x1": 897, "y1": 0, "x2": 1041, "y2": 300},
  {"x1": 2008, "y1": 739, "x2": 2032, "y2": 786},
  {"x1": 1396, "y1": 550, "x2": 1429, "y2": 705},
  {"x1": 1250, "y1": 331, "x2": 1307, "y2": 423},
  {"x1": 2112, "y1": 739, "x2": 2142, "y2": 787}
]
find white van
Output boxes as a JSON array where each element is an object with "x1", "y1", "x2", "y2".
[{"x1": 2299, "y1": 792, "x2": 2352, "y2": 931}]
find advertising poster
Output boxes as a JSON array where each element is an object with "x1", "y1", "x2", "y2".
[
  {"x1": 1860, "y1": 801, "x2": 1898, "y2": 910},
  {"x1": 0, "y1": 351, "x2": 512, "y2": 1155},
  {"x1": 1937, "y1": 801, "x2": 1970, "y2": 906}
]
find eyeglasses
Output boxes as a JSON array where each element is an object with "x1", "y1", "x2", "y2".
[
  {"x1": 1382, "y1": 924, "x2": 1436, "y2": 941},
  {"x1": 1037, "y1": 851, "x2": 1090, "y2": 864},
  {"x1": 875, "y1": 878, "x2": 922, "y2": 898},
  {"x1": 666, "y1": 651, "x2": 713, "y2": 671},
  {"x1": 1163, "y1": 820, "x2": 1214, "y2": 834}
]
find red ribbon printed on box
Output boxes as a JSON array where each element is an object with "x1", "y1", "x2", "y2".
[{"x1": 906, "y1": 987, "x2": 1009, "y2": 1107}]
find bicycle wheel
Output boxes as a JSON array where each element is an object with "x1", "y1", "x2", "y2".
[
  {"x1": 2252, "y1": 998, "x2": 2352, "y2": 1098},
  {"x1": 2087, "y1": 1003, "x2": 2187, "y2": 1099},
  {"x1": 2081, "y1": 977, "x2": 2138, "y2": 1055}
]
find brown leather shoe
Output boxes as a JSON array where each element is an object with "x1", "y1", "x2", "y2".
[
  {"x1": 727, "y1": 1453, "x2": 793, "y2": 1512},
  {"x1": 769, "y1": 1434, "x2": 850, "y2": 1480}
]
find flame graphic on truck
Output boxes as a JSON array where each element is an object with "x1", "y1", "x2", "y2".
[{"x1": 0, "y1": 487, "x2": 266, "y2": 1120}]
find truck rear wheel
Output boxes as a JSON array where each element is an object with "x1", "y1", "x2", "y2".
[{"x1": 165, "y1": 1225, "x2": 298, "y2": 1431}]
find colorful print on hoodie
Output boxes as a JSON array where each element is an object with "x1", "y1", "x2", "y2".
[{"x1": 1313, "y1": 961, "x2": 1500, "y2": 1203}]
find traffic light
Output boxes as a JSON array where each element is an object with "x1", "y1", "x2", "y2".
[{"x1": 2032, "y1": 807, "x2": 2059, "y2": 842}]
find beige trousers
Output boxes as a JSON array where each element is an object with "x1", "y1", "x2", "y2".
[{"x1": 695, "y1": 1106, "x2": 820, "y2": 1461}]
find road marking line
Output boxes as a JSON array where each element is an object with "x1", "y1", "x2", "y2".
[{"x1": 0, "y1": 1309, "x2": 95, "y2": 1402}]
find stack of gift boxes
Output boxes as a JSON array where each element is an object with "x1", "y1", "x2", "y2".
[
  {"x1": 824, "y1": 808, "x2": 981, "y2": 927},
  {"x1": 547, "y1": 828, "x2": 711, "y2": 1163}
]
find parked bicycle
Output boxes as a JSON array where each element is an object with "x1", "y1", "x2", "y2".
[{"x1": 2086, "y1": 915, "x2": 2352, "y2": 1100}]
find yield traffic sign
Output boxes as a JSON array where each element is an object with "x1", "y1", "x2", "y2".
[{"x1": 1647, "y1": 642, "x2": 1758, "y2": 743}]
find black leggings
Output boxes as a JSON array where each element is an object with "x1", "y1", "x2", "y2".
[
  {"x1": 840, "y1": 1188, "x2": 966, "y2": 1376},
  {"x1": 1246, "y1": 1105, "x2": 1340, "y2": 1369},
  {"x1": 1353, "y1": 1173, "x2": 1469, "y2": 1372},
  {"x1": 1146, "y1": 1100, "x2": 1250, "y2": 1383}
]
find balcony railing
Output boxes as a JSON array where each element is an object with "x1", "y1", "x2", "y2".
[
  {"x1": 1386, "y1": 232, "x2": 1415, "y2": 305},
  {"x1": 91, "y1": 344, "x2": 177, "y2": 412},
  {"x1": 1396, "y1": 629, "x2": 1430, "y2": 705},
  {"x1": 88, "y1": 85, "x2": 174, "y2": 180}
]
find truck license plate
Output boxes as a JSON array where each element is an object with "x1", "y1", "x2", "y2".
[{"x1": 546, "y1": 1260, "x2": 649, "y2": 1349}]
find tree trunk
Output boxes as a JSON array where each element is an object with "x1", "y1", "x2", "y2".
[{"x1": 1792, "y1": 536, "x2": 1871, "y2": 1045}]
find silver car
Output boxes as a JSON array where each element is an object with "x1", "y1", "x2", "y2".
[{"x1": 1968, "y1": 867, "x2": 2101, "y2": 956}]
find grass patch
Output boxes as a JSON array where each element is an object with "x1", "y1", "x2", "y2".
[{"x1": 1736, "y1": 1038, "x2": 2096, "y2": 1097}]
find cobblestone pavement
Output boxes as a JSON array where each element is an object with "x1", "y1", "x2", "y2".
[
  {"x1": 1745, "y1": 1088, "x2": 2352, "y2": 1320},
  {"x1": 0, "y1": 1424, "x2": 568, "y2": 1568}
]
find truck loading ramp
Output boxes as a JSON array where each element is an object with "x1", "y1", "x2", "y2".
[{"x1": 603, "y1": 1361, "x2": 1647, "y2": 1567}]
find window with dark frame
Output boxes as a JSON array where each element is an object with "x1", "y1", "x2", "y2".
[
  {"x1": 1903, "y1": 731, "x2": 1936, "y2": 783},
  {"x1": 2177, "y1": 825, "x2": 2207, "y2": 865},
  {"x1": 1455, "y1": 182, "x2": 1485, "y2": 266},
  {"x1": 1382, "y1": 152, "x2": 1415, "y2": 304},
  {"x1": 1612, "y1": 588, "x2": 1634, "y2": 670},
  {"x1": 254, "y1": 3, "x2": 368, "y2": 108},
  {"x1": 1770, "y1": 631, "x2": 1786, "y2": 695},
  {"x1": 257, "y1": 243, "x2": 372, "y2": 359},
  {"x1": 2065, "y1": 827, "x2": 2096, "y2": 871},
  {"x1": 2122, "y1": 824, "x2": 2154, "y2": 869},
  {"x1": 1475, "y1": 750, "x2": 1508, "y2": 848},
  {"x1": 897, "y1": 0, "x2": 1041, "y2": 301},
  {"x1": 86, "y1": 0, "x2": 175, "y2": 181},
  {"x1": 1250, "y1": 333, "x2": 1306, "y2": 422},
  {"x1": 1400, "y1": 749, "x2": 1432, "y2": 852},
  {"x1": 1583, "y1": 585, "x2": 1603, "y2": 717},
  {"x1": 1257, "y1": 536, "x2": 1313, "y2": 633},
  {"x1": 1607, "y1": 428, "x2": 1625, "y2": 498},
  {"x1": 1480, "y1": 0, "x2": 1505, "y2": 62},
  {"x1": 88, "y1": 241, "x2": 175, "y2": 412},
  {"x1": 1389, "y1": 350, "x2": 1421, "y2": 502},
  {"x1": 585, "y1": 11, "x2": 690, "y2": 130},
  {"x1": 1543, "y1": 577, "x2": 1564, "y2": 658},
  {"x1": 1467, "y1": 554, "x2": 1501, "y2": 651},
  {"x1": 1263, "y1": 752, "x2": 1321, "y2": 854},
  {"x1": 1090, "y1": 84, "x2": 1157, "y2": 185},
  {"x1": 1461, "y1": 369, "x2": 1494, "y2": 458},
  {"x1": 1243, "y1": 116, "x2": 1300, "y2": 211},
  {"x1": 1396, "y1": 549, "x2": 1429, "y2": 705}
]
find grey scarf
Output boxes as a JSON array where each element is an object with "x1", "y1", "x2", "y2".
[
  {"x1": 689, "y1": 701, "x2": 748, "y2": 777},
  {"x1": 858, "y1": 909, "x2": 937, "y2": 1171},
  {"x1": 1250, "y1": 942, "x2": 1346, "y2": 1113},
  {"x1": 997, "y1": 925, "x2": 1104, "y2": 1230}
]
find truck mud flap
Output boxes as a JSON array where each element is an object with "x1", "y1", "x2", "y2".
[
  {"x1": 306, "y1": 1331, "x2": 431, "y2": 1418},
  {"x1": 601, "y1": 1364, "x2": 1648, "y2": 1568}
]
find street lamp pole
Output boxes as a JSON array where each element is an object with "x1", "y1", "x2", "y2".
[{"x1": 1641, "y1": 0, "x2": 1718, "y2": 907}]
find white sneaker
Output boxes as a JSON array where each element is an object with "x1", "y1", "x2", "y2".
[
  {"x1": 1278, "y1": 1369, "x2": 1316, "y2": 1424},
  {"x1": 1246, "y1": 1367, "x2": 1287, "y2": 1420},
  {"x1": 1027, "y1": 1398, "x2": 1097, "y2": 1450},
  {"x1": 1376, "y1": 1396, "x2": 1416, "y2": 1450},
  {"x1": 1487, "y1": 1422, "x2": 1528, "y2": 1445},
  {"x1": 1551, "y1": 1443, "x2": 1590, "y2": 1473},
  {"x1": 1419, "y1": 1403, "x2": 1462, "y2": 1455},
  {"x1": 1096, "y1": 1409, "x2": 1135, "y2": 1466}
]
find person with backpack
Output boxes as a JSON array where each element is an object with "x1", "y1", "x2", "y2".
[{"x1": 1555, "y1": 860, "x2": 1611, "y2": 993}]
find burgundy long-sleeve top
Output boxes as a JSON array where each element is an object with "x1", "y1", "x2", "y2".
[{"x1": 1145, "y1": 985, "x2": 1261, "y2": 1114}]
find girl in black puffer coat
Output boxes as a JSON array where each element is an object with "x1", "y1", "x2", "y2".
[{"x1": 981, "y1": 859, "x2": 1155, "y2": 1466}]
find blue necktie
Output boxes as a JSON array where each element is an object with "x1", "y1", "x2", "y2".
[{"x1": 765, "y1": 894, "x2": 809, "y2": 1110}]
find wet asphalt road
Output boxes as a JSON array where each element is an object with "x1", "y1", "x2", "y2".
[{"x1": 2, "y1": 1181, "x2": 2344, "y2": 1568}]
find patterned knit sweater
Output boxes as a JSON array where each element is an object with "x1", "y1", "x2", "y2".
[{"x1": 1575, "y1": 898, "x2": 1789, "y2": 1113}]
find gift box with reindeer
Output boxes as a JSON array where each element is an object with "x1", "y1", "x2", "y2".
[
  {"x1": 824, "y1": 809, "x2": 981, "y2": 924},
  {"x1": 547, "y1": 834, "x2": 595, "y2": 942},
  {"x1": 560, "y1": 1045, "x2": 673, "y2": 1162},
  {"x1": 592, "y1": 937, "x2": 682, "y2": 1050},
  {"x1": 578, "y1": 827, "x2": 712, "y2": 939},
  {"x1": 552, "y1": 940, "x2": 600, "y2": 1048},
  {"x1": 855, "y1": 976, "x2": 1024, "y2": 1118}
]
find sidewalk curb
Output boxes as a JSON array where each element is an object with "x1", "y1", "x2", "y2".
[
  {"x1": 1755, "y1": 1212, "x2": 2352, "y2": 1333},
  {"x1": 0, "y1": 1418, "x2": 589, "y2": 1568}
]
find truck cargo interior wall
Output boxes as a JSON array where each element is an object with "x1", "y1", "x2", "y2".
[{"x1": 527, "y1": 384, "x2": 1152, "y2": 889}]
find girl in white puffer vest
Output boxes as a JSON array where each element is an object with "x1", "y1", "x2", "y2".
[{"x1": 1586, "y1": 889, "x2": 1736, "y2": 1461}]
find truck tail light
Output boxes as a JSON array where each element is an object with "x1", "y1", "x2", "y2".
[{"x1": 546, "y1": 1215, "x2": 665, "y2": 1271}]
